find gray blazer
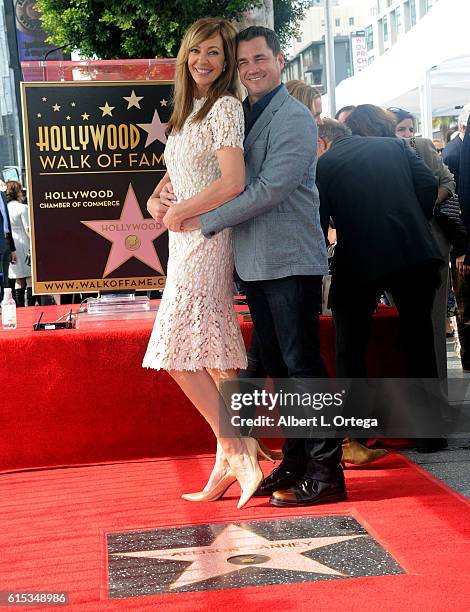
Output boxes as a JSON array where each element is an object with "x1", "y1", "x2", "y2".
[{"x1": 200, "y1": 85, "x2": 328, "y2": 281}]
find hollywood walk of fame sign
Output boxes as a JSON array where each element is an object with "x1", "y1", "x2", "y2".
[
  {"x1": 21, "y1": 81, "x2": 173, "y2": 294},
  {"x1": 106, "y1": 516, "x2": 404, "y2": 598}
]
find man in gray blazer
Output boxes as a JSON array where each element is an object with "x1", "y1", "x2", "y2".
[{"x1": 151, "y1": 27, "x2": 345, "y2": 507}]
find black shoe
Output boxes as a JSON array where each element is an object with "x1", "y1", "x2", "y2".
[
  {"x1": 253, "y1": 461, "x2": 305, "y2": 497},
  {"x1": 269, "y1": 476, "x2": 347, "y2": 507},
  {"x1": 416, "y1": 438, "x2": 448, "y2": 453}
]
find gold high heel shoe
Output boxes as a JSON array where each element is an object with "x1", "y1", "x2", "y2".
[
  {"x1": 236, "y1": 438, "x2": 264, "y2": 510},
  {"x1": 181, "y1": 470, "x2": 236, "y2": 502},
  {"x1": 342, "y1": 438, "x2": 388, "y2": 466}
]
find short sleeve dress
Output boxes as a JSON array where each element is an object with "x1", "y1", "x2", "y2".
[{"x1": 142, "y1": 95, "x2": 247, "y2": 371}]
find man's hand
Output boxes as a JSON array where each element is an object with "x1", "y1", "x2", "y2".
[
  {"x1": 147, "y1": 181, "x2": 176, "y2": 226},
  {"x1": 456, "y1": 255, "x2": 470, "y2": 276},
  {"x1": 146, "y1": 194, "x2": 168, "y2": 226},
  {"x1": 10, "y1": 251, "x2": 17, "y2": 265},
  {"x1": 160, "y1": 182, "x2": 177, "y2": 207},
  {"x1": 181, "y1": 216, "x2": 200, "y2": 232}
]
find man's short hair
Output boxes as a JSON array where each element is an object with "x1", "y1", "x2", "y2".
[
  {"x1": 236, "y1": 26, "x2": 281, "y2": 56},
  {"x1": 458, "y1": 103, "x2": 470, "y2": 129},
  {"x1": 318, "y1": 119, "x2": 351, "y2": 144}
]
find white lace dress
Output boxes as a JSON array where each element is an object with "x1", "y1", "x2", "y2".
[{"x1": 143, "y1": 95, "x2": 247, "y2": 371}]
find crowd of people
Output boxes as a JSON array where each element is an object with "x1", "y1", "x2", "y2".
[{"x1": 143, "y1": 18, "x2": 470, "y2": 510}]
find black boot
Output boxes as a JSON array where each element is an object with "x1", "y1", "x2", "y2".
[
  {"x1": 14, "y1": 288, "x2": 25, "y2": 307},
  {"x1": 26, "y1": 287, "x2": 34, "y2": 306}
]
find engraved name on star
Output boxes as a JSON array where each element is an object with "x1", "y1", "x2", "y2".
[
  {"x1": 99, "y1": 102, "x2": 115, "y2": 117},
  {"x1": 112, "y1": 523, "x2": 365, "y2": 590},
  {"x1": 123, "y1": 90, "x2": 144, "y2": 109},
  {"x1": 81, "y1": 183, "x2": 166, "y2": 277},
  {"x1": 137, "y1": 109, "x2": 167, "y2": 147}
]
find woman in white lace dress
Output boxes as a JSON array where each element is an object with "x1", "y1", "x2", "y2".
[{"x1": 143, "y1": 18, "x2": 265, "y2": 509}]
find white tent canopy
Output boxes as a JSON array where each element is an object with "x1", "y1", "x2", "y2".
[{"x1": 326, "y1": 0, "x2": 470, "y2": 135}]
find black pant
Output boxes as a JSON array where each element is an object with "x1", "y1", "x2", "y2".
[
  {"x1": 242, "y1": 274, "x2": 342, "y2": 482},
  {"x1": 332, "y1": 262, "x2": 441, "y2": 379}
]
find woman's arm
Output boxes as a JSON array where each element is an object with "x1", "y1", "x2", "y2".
[{"x1": 163, "y1": 147, "x2": 245, "y2": 230}]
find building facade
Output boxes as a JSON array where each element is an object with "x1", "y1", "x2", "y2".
[
  {"x1": 364, "y1": 0, "x2": 441, "y2": 65},
  {"x1": 284, "y1": 0, "x2": 370, "y2": 92}
]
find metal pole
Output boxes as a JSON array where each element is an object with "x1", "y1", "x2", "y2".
[{"x1": 324, "y1": 0, "x2": 336, "y2": 117}]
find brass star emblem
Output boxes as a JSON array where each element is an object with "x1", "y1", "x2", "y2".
[
  {"x1": 99, "y1": 102, "x2": 115, "y2": 117},
  {"x1": 123, "y1": 90, "x2": 144, "y2": 109}
]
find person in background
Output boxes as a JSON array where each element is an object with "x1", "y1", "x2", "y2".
[
  {"x1": 388, "y1": 107, "x2": 458, "y2": 381},
  {"x1": 5, "y1": 181, "x2": 32, "y2": 306},
  {"x1": 0, "y1": 183, "x2": 16, "y2": 301},
  {"x1": 439, "y1": 104, "x2": 470, "y2": 373},
  {"x1": 285, "y1": 80, "x2": 323, "y2": 125},
  {"x1": 443, "y1": 104, "x2": 470, "y2": 188},
  {"x1": 335, "y1": 105, "x2": 356, "y2": 123},
  {"x1": 341, "y1": 106, "x2": 446, "y2": 453}
]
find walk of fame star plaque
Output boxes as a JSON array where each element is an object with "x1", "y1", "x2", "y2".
[
  {"x1": 21, "y1": 81, "x2": 173, "y2": 294},
  {"x1": 106, "y1": 516, "x2": 404, "y2": 598}
]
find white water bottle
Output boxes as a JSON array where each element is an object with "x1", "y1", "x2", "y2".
[{"x1": 1, "y1": 288, "x2": 17, "y2": 330}]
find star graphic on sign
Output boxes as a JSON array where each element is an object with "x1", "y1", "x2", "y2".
[
  {"x1": 66, "y1": 116, "x2": 71, "y2": 121},
  {"x1": 112, "y1": 523, "x2": 364, "y2": 590},
  {"x1": 71, "y1": 102, "x2": 76, "y2": 107},
  {"x1": 137, "y1": 109, "x2": 167, "y2": 147},
  {"x1": 160, "y1": 98, "x2": 168, "y2": 107},
  {"x1": 81, "y1": 112, "x2": 90, "y2": 121},
  {"x1": 37, "y1": 113, "x2": 42, "y2": 118},
  {"x1": 123, "y1": 90, "x2": 143, "y2": 109},
  {"x1": 52, "y1": 104, "x2": 61, "y2": 112},
  {"x1": 42, "y1": 97, "x2": 47, "y2": 102},
  {"x1": 81, "y1": 183, "x2": 166, "y2": 277},
  {"x1": 99, "y1": 102, "x2": 115, "y2": 117}
]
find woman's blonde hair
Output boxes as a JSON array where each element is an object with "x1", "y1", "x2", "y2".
[
  {"x1": 6, "y1": 180, "x2": 24, "y2": 203},
  {"x1": 285, "y1": 80, "x2": 321, "y2": 112},
  {"x1": 167, "y1": 18, "x2": 240, "y2": 134}
]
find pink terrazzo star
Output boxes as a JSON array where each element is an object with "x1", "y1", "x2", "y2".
[{"x1": 81, "y1": 183, "x2": 167, "y2": 277}]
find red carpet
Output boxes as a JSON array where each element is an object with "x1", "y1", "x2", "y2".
[{"x1": 2, "y1": 453, "x2": 470, "y2": 610}]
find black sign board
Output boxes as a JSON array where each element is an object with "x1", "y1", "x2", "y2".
[{"x1": 21, "y1": 81, "x2": 172, "y2": 294}]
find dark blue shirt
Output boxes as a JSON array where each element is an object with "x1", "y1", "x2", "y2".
[{"x1": 243, "y1": 84, "x2": 283, "y2": 136}]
